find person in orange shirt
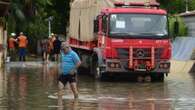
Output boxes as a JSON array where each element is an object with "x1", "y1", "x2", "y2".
[
  {"x1": 46, "y1": 37, "x2": 53, "y2": 63},
  {"x1": 8, "y1": 33, "x2": 17, "y2": 61},
  {"x1": 51, "y1": 33, "x2": 56, "y2": 43},
  {"x1": 17, "y1": 32, "x2": 28, "y2": 61},
  {"x1": 50, "y1": 33, "x2": 56, "y2": 60}
]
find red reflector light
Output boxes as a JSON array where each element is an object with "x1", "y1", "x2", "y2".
[
  {"x1": 114, "y1": 2, "x2": 125, "y2": 7},
  {"x1": 163, "y1": 64, "x2": 168, "y2": 69},
  {"x1": 129, "y1": 2, "x2": 145, "y2": 6},
  {"x1": 161, "y1": 48, "x2": 172, "y2": 59}
]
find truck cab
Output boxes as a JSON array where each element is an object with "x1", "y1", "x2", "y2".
[{"x1": 92, "y1": 2, "x2": 171, "y2": 81}]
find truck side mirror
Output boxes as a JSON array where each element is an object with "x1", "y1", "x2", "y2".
[
  {"x1": 174, "y1": 20, "x2": 179, "y2": 36},
  {"x1": 94, "y1": 19, "x2": 99, "y2": 33}
]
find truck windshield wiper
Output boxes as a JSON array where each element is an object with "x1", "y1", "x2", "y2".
[
  {"x1": 139, "y1": 32, "x2": 167, "y2": 36},
  {"x1": 110, "y1": 32, "x2": 137, "y2": 36}
]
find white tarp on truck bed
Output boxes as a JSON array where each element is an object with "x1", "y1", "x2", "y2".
[
  {"x1": 69, "y1": 0, "x2": 150, "y2": 41},
  {"x1": 172, "y1": 37, "x2": 195, "y2": 61}
]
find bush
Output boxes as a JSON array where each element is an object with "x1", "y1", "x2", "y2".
[{"x1": 169, "y1": 16, "x2": 188, "y2": 38}]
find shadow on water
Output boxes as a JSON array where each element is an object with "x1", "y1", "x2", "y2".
[
  {"x1": 80, "y1": 73, "x2": 139, "y2": 82},
  {"x1": 80, "y1": 72, "x2": 164, "y2": 83},
  {"x1": 1, "y1": 62, "x2": 195, "y2": 109}
]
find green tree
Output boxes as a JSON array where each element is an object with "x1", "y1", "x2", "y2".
[
  {"x1": 8, "y1": 0, "x2": 54, "y2": 53},
  {"x1": 46, "y1": 0, "x2": 70, "y2": 35},
  {"x1": 157, "y1": 0, "x2": 195, "y2": 14}
]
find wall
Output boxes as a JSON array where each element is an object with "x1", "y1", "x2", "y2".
[
  {"x1": 0, "y1": 23, "x2": 7, "y2": 68},
  {"x1": 0, "y1": 25, "x2": 3, "y2": 67},
  {"x1": 182, "y1": 16, "x2": 195, "y2": 36}
]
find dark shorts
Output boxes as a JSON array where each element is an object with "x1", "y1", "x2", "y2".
[
  {"x1": 19, "y1": 48, "x2": 26, "y2": 56},
  {"x1": 54, "y1": 48, "x2": 60, "y2": 54},
  {"x1": 58, "y1": 74, "x2": 76, "y2": 86}
]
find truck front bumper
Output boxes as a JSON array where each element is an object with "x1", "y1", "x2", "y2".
[{"x1": 101, "y1": 59, "x2": 170, "y2": 74}]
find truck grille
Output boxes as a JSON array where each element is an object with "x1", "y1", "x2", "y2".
[
  {"x1": 155, "y1": 48, "x2": 164, "y2": 59},
  {"x1": 116, "y1": 48, "x2": 129, "y2": 59},
  {"x1": 133, "y1": 48, "x2": 151, "y2": 58},
  {"x1": 116, "y1": 48, "x2": 163, "y2": 59}
]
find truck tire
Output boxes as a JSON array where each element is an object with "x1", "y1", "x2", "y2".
[
  {"x1": 151, "y1": 73, "x2": 164, "y2": 82},
  {"x1": 158, "y1": 73, "x2": 165, "y2": 82},
  {"x1": 90, "y1": 55, "x2": 104, "y2": 80}
]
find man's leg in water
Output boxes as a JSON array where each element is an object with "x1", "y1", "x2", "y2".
[{"x1": 70, "y1": 82, "x2": 78, "y2": 99}]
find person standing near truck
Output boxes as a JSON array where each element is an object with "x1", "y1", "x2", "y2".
[
  {"x1": 40, "y1": 39, "x2": 48, "y2": 62},
  {"x1": 53, "y1": 36, "x2": 61, "y2": 61},
  {"x1": 58, "y1": 42, "x2": 81, "y2": 99},
  {"x1": 8, "y1": 33, "x2": 17, "y2": 61},
  {"x1": 17, "y1": 32, "x2": 28, "y2": 61},
  {"x1": 46, "y1": 37, "x2": 53, "y2": 63}
]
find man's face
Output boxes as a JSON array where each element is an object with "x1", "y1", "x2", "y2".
[{"x1": 62, "y1": 46, "x2": 69, "y2": 54}]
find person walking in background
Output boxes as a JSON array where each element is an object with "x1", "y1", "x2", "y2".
[
  {"x1": 46, "y1": 37, "x2": 53, "y2": 63},
  {"x1": 53, "y1": 36, "x2": 61, "y2": 61},
  {"x1": 58, "y1": 42, "x2": 81, "y2": 99},
  {"x1": 17, "y1": 32, "x2": 28, "y2": 61},
  {"x1": 51, "y1": 33, "x2": 56, "y2": 60},
  {"x1": 40, "y1": 39, "x2": 48, "y2": 62},
  {"x1": 51, "y1": 33, "x2": 56, "y2": 44},
  {"x1": 8, "y1": 33, "x2": 17, "y2": 61}
]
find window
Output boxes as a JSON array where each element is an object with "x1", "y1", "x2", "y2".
[
  {"x1": 102, "y1": 15, "x2": 107, "y2": 33},
  {"x1": 109, "y1": 14, "x2": 168, "y2": 38}
]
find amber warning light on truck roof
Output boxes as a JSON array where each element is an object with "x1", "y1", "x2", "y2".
[{"x1": 114, "y1": 2, "x2": 160, "y2": 8}]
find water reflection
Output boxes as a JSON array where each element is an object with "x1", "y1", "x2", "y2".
[
  {"x1": 19, "y1": 71, "x2": 27, "y2": 110},
  {"x1": 1, "y1": 63, "x2": 195, "y2": 109},
  {"x1": 94, "y1": 82, "x2": 171, "y2": 110},
  {"x1": 42, "y1": 64, "x2": 58, "y2": 91},
  {"x1": 6, "y1": 69, "x2": 28, "y2": 110}
]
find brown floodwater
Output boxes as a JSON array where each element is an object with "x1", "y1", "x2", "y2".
[{"x1": 0, "y1": 62, "x2": 195, "y2": 110}]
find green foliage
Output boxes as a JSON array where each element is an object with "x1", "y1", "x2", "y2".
[
  {"x1": 157, "y1": 1, "x2": 192, "y2": 38},
  {"x1": 26, "y1": 17, "x2": 48, "y2": 53},
  {"x1": 7, "y1": 0, "x2": 195, "y2": 53},
  {"x1": 168, "y1": 16, "x2": 188, "y2": 37},
  {"x1": 158, "y1": 0, "x2": 195, "y2": 14},
  {"x1": 7, "y1": 0, "x2": 70, "y2": 53},
  {"x1": 47, "y1": 0, "x2": 70, "y2": 35},
  {"x1": 8, "y1": 0, "x2": 70, "y2": 35}
]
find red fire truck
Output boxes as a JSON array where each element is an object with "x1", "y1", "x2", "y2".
[{"x1": 68, "y1": 1, "x2": 171, "y2": 81}]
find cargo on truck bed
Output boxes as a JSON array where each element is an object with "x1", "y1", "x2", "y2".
[{"x1": 69, "y1": 0, "x2": 149, "y2": 41}]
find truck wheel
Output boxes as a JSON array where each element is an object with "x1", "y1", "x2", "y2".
[
  {"x1": 137, "y1": 76, "x2": 144, "y2": 82},
  {"x1": 144, "y1": 76, "x2": 152, "y2": 82},
  {"x1": 158, "y1": 73, "x2": 164, "y2": 82},
  {"x1": 90, "y1": 56, "x2": 104, "y2": 80},
  {"x1": 151, "y1": 73, "x2": 164, "y2": 82},
  {"x1": 92, "y1": 61, "x2": 104, "y2": 80}
]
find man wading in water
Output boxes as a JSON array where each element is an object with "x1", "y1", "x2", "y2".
[{"x1": 58, "y1": 42, "x2": 81, "y2": 99}]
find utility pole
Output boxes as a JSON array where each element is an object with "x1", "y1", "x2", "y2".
[
  {"x1": 186, "y1": 0, "x2": 190, "y2": 13},
  {"x1": 47, "y1": 16, "x2": 53, "y2": 37}
]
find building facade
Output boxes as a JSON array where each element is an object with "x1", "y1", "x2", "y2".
[
  {"x1": 0, "y1": 0, "x2": 9, "y2": 67},
  {"x1": 180, "y1": 11, "x2": 195, "y2": 36}
]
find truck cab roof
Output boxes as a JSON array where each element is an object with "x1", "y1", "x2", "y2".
[{"x1": 101, "y1": 8, "x2": 167, "y2": 15}]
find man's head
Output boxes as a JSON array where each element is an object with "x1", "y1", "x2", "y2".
[
  {"x1": 51, "y1": 33, "x2": 55, "y2": 38},
  {"x1": 61, "y1": 42, "x2": 71, "y2": 54},
  {"x1": 10, "y1": 33, "x2": 16, "y2": 37},
  {"x1": 19, "y1": 32, "x2": 24, "y2": 35},
  {"x1": 51, "y1": 33, "x2": 54, "y2": 36}
]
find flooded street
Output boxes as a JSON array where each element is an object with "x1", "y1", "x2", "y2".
[{"x1": 0, "y1": 62, "x2": 195, "y2": 110}]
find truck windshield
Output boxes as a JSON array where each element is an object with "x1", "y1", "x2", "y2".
[{"x1": 109, "y1": 14, "x2": 168, "y2": 38}]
